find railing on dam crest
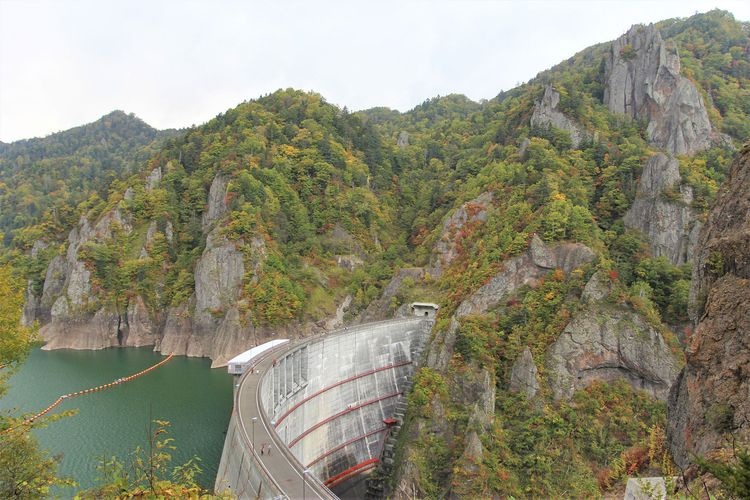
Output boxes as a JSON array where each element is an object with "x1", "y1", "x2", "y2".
[{"x1": 215, "y1": 316, "x2": 434, "y2": 499}]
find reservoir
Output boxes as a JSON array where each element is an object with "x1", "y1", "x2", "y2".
[{"x1": 0, "y1": 347, "x2": 233, "y2": 494}]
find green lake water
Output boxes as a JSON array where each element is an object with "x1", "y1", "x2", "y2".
[{"x1": 0, "y1": 347, "x2": 233, "y2": 494}]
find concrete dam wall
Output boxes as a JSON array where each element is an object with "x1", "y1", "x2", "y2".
[{"x1": 215, "y1": 317, "x2": 433, "y2": 499}]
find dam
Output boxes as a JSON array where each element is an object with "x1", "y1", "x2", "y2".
[{"x1": 215, "y1": 312, "x2": 435, "y2": 499}]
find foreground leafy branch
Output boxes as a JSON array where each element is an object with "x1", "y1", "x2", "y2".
[{"x1": 76, "y1": 419, "x2": 230, "y2": 499}]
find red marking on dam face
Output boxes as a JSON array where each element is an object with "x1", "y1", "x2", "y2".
[
  {"x1": 286, "y1": 391, "x2": 402, "y2": 449},
  {"x1": 273, "y1": 360, "x2": 413, "y2": 428},
  {"x1": 305, "y1": 425, "x2": 389, "y2": 468},
  {"x1": 323, "y1": 458, "x2": 379, "y2": 488}
]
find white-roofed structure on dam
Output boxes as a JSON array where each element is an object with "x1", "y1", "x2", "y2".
[{"x1": 227, "y1": 339, "x2": 290, "y2": 375}]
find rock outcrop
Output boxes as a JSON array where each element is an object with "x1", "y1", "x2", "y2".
[
  {"x1": 171, "y1": 228, "x2": 247, "y2": 366},
  {"x1": 324, "y1": 294, "x2": 352, "y2": 330},
  {"x1": 455, "y1": 234, "x2": 595, "y2": 317},
  {"x1": 530, "y1": 85, "x2": 587, "y2": 148},
  {"x1": 335, "y1": 254, "x2": 363, "y2": 272},
  {"x1": 123, "y1": 295, "x2": 160, "y2": 347},
  {"x1": 604, "y1": 24, "x2": 714, "y2": 155},
  {"x1": 202, "y1": 174, "x2": 229, "y2": 232},
  {"x1": 668, "y1": 145, "x2": 750, "y2": 469},
  {"x1": 146, "y1": 166, "x2": 162, "y2": 190},
  {"x1": 21, "y1": 240, "x2": 50, "y2": 326},
  {"x1": 430, "y1": 192, "x2": 494, "y2": 278},
  {"x1": 624, "y1": 153, "x2": 700, "y2": 265},
  {"x1": 546, "y1": 304, "x2": 680, "y2": 401},
  {"x1": 427, "y1": 236, "x2": 595, "y2": 372},
  {"x1": 397, "y1": 131, "x2": 410, "y2": 148},
  {"x1": 509, "y1": 347, "x2": 541, "y2": 399},
  {"x1": 39, "y1": 209, "x2": 133, "y2": 350}
]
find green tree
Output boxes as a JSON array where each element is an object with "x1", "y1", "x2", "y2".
[
  {"x1": 77, "y1": 420, "x2": 226, "y2": 499},
  {"x1": 697, "y1": 448, "x2": 750, "y2": 498},
  {"x1": 0, "y1": 265, "x2": 68, "y2": 498}
]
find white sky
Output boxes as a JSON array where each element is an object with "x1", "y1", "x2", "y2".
[{"x1": 0, "y1": 0, "x2": 748, "y2": 142}]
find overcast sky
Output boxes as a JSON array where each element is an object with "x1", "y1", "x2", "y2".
[{"x1": 1, "y1": 0, "x2": 748, "y2": 142}]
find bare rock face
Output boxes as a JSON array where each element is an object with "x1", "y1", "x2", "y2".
[
  {"x1": 324, "y1": 294, "x2": 352, "y2": 330},
  {"x1": 426, "y1": 317, "x2": 459, "y2": 372},
  {"x1": 335, "y1": 254, "x2": 363, "y2": 272},
  {"x1": 123, "y1": 295, "x2": 160, "y2": 347},
  {"x1": 190, "y1": 230, "x2": 247, "y2": 361},
  {"x1": 604, "y1": 24, "x2": 713, "y2": 155},
  {"x1": 546, "y1": 305, "x2": 680, "y2": 401},
  {"x1": 459, "y1": 430, "x2": 484, "y2": 467},
  {"x1": 397, "y1": 130, "x2": 410, "y2": 148},
  {"x1": 41, "y1": 307, "x2": 121, "y2": 350},
  {"x1": 430, "y1": 192, "x2": 494, "y2": 278},
  {"x1": 39, "y1": 209, "x2": 133, "y2": 350},
  {"x1": 156, "y1": 302, "x2": 194, "y2": 356},
  {"x1": 21, "y1": 242, "x2": 50, "y2": 325},
  {"x1": 64, "y1": 217, "x2": 93, "y2": 308},
  {"x1": 688, "y1": 145, "x2": 750, "y2": 320},
  {"x1": 509, "y1": 347, "x2": 541, "y2": 399},
  {"x1": 530, "y1": 85, "x2": 587, "y2": 148},
  {"x1": 146, "y1": 166, "x2": 162, "y2": 191},
  {"x1": 202, "y1": 174, "x2": 229, "y2": 232},
  {"x1": 208, "y1": 306, "x2": 249, "y2": 367},
  {"x1": 456, "y1": 367, "x2": 496, "y2": 425},
  {"x1": 624, "y1": 153, "x2": 700, "y2": 265},
  {"x1": 164, "y1": 220, "x2": 174, "y2": 243},
  {"x1": 194, "y1": 232, "x2": 245, "y2": 321},
  {"x1": 41, "y1": 256, "x2": 67, "y2": 313},
  {"x1": 456, "y1": 234, "x2": 595, "y2": 317},
  {"x1": 581, "y1": 270, "x2": 613, "y2": 302},
  {"x1": 21, "y1": 282, "x2": 40, "y2": 327},
  {"x1": 668, "y1": 145, "x2": 750, "y2": 470}
]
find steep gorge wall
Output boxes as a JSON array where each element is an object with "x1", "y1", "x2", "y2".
[
  {"x1": 603, "y1": 23, "x2": 715, "y2": 156},
  {"x1": 26, "y1": 170, "x2": 352, "y2": 367},
  {"x1": 624, "y1": 153, "x2": 701, "y2": 265},
  {"x1": 605, "y1": 23, "x2": 729, "y2": 266},
  {"x1": 668, "y1": 144, "x2": 750, "y2": 470}
]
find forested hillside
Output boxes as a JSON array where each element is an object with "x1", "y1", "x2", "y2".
[
  {"x1": 0, "y1": 110, "x2": 176, "y2": 245},
  {"x1": 2, "y1": 9, "x2": 748, "y2": 497}
]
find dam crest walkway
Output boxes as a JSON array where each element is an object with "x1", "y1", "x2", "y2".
[{"x1": 215, "y1": 316, "x2": 433, "y2": 499}]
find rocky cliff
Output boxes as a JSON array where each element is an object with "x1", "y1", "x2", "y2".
[
  {"x1": 607, "y1": 23, "x2": 731, "y2": 266},
  {"x1": 547, "y1": 302, "x2": 680, "y2": 401},
  {"x1": 530, "y1": 85, "x2": 587, "y2": 148},
  {"x1": 668, "y1": 144, "x2": 750, "y2": 470},
  {"x1": 604, "y1": 24, "x2": 714, "y2": 156},
  {"x1": 544, "y1": 269, "x2": 680, "y2": 401},
  {"x1": 38, "y1": 208, "x2": 132, "y2": 350},
  {"x1": 27, "y1": 170, "x2": 352, "y2": 367},
  {"x1": 624, "y1": 153, "x2": 700, "y2": 265}
]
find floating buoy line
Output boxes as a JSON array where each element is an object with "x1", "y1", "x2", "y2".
[{"x1": 1, "y1": 353, "x2": 174, "y2": 435}]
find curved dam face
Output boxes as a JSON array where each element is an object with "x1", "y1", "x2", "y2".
[{"x1": 215, "y1": 317, "x2": 433, "y2": 499}]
